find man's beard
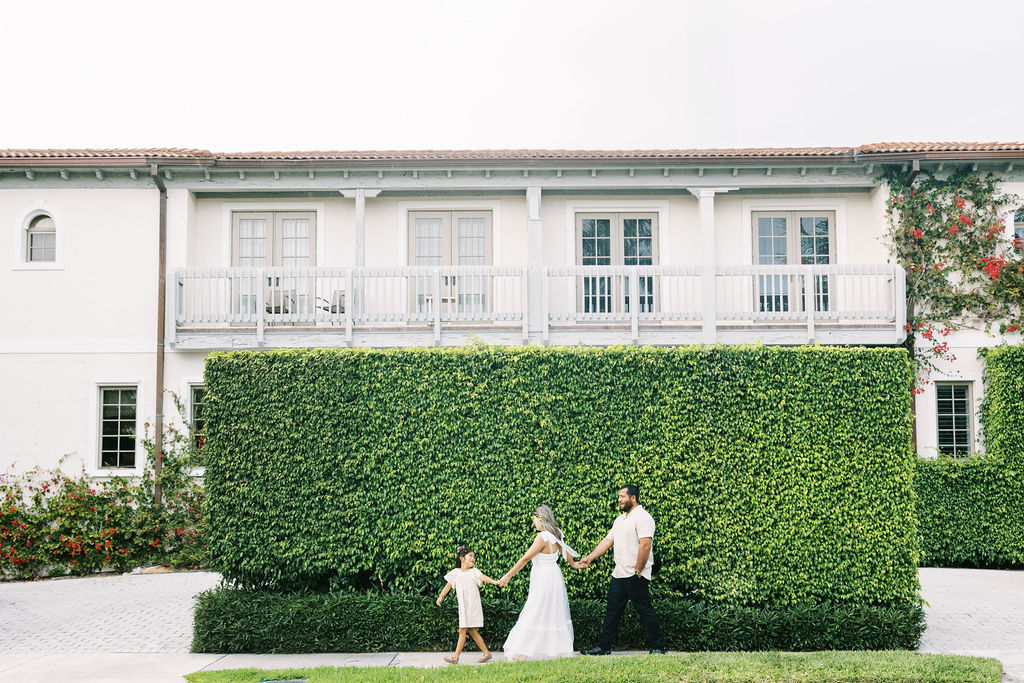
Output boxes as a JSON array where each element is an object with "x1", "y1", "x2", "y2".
[{"x1": 620, "y1": 500, "x2": 634, "y2": 512}]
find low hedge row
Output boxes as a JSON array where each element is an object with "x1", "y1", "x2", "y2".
[
  {"x1": 192, "y1": 588, "x2": 926, "y2": 654},
  {"x1": 916, "y1": 456, "x2": 1024, "y2": 568}
]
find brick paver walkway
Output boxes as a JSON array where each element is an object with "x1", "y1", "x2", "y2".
[
  {"x1": 918, "y1": 567, "x2": 1024, "y2": 682},
  {"x1": 0, "y1": 567, "x2": 1021, "y2": 680},
  {"x1": 0, "y1": 570, "x2": 220, "y2": 653}
]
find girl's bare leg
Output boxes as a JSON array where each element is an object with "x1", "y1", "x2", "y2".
[
  {"x1": 444, "y1": 628, "x2": 468, "y2": 663},
  {"x1": 468, "y1": 628, "x2": 492, "y2": 662}
]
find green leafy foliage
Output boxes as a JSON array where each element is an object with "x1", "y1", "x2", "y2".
[
  {"x1": 0, "y1": 396, "x2": 205, "y2": 580},
  {"x1": 203, "y1": 345, "x2": 919, "y2": 609},
  {"x1": 916, "y1": 345, "x2": 1024, "y2": 568},
  {"x1": 882, "y1": 169, "x2": 1023, "y2": 386},
  {"x1": 192, "y1": 588, "x2": 925, "y2": 653}
]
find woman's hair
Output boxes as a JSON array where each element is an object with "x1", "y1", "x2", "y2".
[
  {"x1": 455, "y1": 545, "x2": 473, "y2": 568},
  {"x1": 533, "y1": 504, "x2": 563, "y2": 541}
]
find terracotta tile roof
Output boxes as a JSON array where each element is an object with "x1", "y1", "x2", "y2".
[
  {"x1": 857, "y1": 141, "x2": 1024, "y2": 154},
  {"x1": 3, "y1": 144, "x2": 1024, "y2": 165},
  {"x1": 0, "y1": 148, "x2": 211, "y2": 160},
  {"x1": 215, "y1": 147, "x2": 853, "y2": 161}
]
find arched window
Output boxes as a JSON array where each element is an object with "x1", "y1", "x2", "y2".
[{"x1": 26, "y1": 214, "x2": 56, "y2": 262}]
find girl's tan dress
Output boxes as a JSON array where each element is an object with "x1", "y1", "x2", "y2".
[{"x1": 444, "y1": 567, "x2": 484, "y2": 628}]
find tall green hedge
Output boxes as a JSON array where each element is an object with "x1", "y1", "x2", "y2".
[
  {"x1": 916, "y1": 344, "x2": 1024, "y2": 568},
  {"x1": 203, "y1": 345, "x2": 919, "y2": 609},
  {"x1": 979, "y1": 345, "x2": 1024, "y2": 459}
]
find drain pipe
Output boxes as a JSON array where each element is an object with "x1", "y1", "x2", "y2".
[{"x1": 150, "y1": 164, "x2": 168, "y2": 508}]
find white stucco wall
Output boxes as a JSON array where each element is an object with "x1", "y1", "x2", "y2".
[{"x1": 2, "y1": 179, "x2": 1018, "y2": 476}]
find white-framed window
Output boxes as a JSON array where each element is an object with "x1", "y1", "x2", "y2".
[
  {"x1": 189, "y1": 384, "x2": 206, "y2": 451},
  {"x1": 231, "y1": 211, "x2": 317, "y2": 315},
  {"x1": 575, "y1": 212, "x2": 659, "y2": 313},
  {"x1": 407, "y1": 210, "x2": 493, "y2": 314},
  {"x1": 1014, "y1": 208, "x2": 1024, "y2": 243},
  {"x1": 751, "y1": 210, "x2": 836, "y2": 313},
  {"x1": 26, "y1": 214, "x2": 56, "y2": 262},
  {"x1": 936, "y1": 382, "x2": 973, "y2": 456},
  {"x1": 99, "y1": 386, "x2": 138, "y2": 469}
]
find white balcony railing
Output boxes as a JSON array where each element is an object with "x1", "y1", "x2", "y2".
[{"x1": 174, "y1": 264, "x2": 905, "y2": 348}]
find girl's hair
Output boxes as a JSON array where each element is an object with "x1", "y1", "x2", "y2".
[
  {"x1": 533, "y1": 504, "x2": 563, "y2": 541},
  {"x1": 455, "y1": 545, "x2": 473, "y2": 568}
]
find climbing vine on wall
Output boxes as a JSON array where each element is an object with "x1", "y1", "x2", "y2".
[{"x1": 883, "y1": 168, "x2": 1024, "y2": 390}]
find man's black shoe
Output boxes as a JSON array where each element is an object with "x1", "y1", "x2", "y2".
[
  {"x1": 649, "y1": 648, "x2": 668, "y2": 655},
  {"x1": 580, "y1": 646, "x2": 611, "y2": 655}
]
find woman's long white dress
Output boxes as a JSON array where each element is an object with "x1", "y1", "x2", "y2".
[{"x1": 502, "y1": 530, "x2": 576, "y2": 661}]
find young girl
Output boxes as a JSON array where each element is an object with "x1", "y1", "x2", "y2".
[{"x1": 436, "y1": 545, "x2": 499, "y2": 664}]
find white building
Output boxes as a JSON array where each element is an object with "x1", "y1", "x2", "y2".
[{"x1": 2, "y1": 144, "x2": 1021, "y2": 477}]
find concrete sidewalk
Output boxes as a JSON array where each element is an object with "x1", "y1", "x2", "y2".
[{"x1": 1, "y1": 567, "x2": 1021, "y2": 682}]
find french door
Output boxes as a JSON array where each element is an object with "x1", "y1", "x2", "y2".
[
  {"x1": 232, "y1": 211, "x2": 316, "y2": 315},
  {"x1": 408, "y1": 211, "x2": 492, "y2": 315},
  {"x1": 751, "y1": 211, "x2": 835, "y2": 314},
  {"x1": 576, "y1": 212, "x2": 658, "y2": 314}
]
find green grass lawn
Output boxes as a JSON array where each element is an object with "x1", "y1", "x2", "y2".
[{"x1": 184, "y1": 651, "x2": 1001, "y2": 682}]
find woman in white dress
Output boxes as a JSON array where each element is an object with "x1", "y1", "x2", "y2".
[{"x1": 497, "y1": 504, "x2": 580, "y2": 661}]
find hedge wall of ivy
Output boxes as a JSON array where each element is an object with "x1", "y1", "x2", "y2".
[
  {"x1": 193, "y1": 589, "x2": 925, "y2": 653},
  {"x1": 979, "y1": 345, "x2": 1024, "y2": 460},
  {"x1": 916, "y1": 345, "x2": 1024, "y2": 568},
  {"x1": 203, "y1": 345, "x2": 919, "y2": 610}
]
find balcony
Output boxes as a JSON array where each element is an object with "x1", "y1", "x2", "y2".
[{"x1": 173, "y1": 264, "x2": 906, "y2": 349}]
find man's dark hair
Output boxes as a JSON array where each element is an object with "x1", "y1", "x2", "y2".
[{"x1": 621, "y1": 484, "x2": 640, "y2": 501}]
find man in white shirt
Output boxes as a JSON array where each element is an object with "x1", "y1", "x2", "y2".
[{"x1": 576, "y1": 484, "x2": 667, "y2": 655}]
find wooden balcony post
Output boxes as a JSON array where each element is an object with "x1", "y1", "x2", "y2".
[
  {"x1": 526, "y1": 186, "x2": 544, "y2": 344},
  {"x1": 804, "y1": 268, "x2": 816, "y2": 343}
]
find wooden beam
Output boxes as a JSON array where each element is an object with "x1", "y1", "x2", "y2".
[
  {"x1": 972, "y1": 162, "x2": 979, "y2": 172},
  {"x1": 765, "y1": 167, "x2": 772, "y2": 176},
  {"x1": 800, "y1": 167, "x2": 806, "y2": 176},
  {"x1": 164, "y1": 169, "x2": 174, "y2": 180},
  {"x1": 663, "y1": 168, "x2": 669, "y2": 177},
  {"x1": 95, "y1": 170, "x2": 104, "y2": 180},
  {"x1": 378, "y1": 170, "x2": 384, "y2": 178},
  {"x1": 130, "y1": 169, "x2": 137, "y2": 180},
  {"x1": 522, "y1": 170, "x2": 528, "y2": 178},
  {"x1": 1007, "y1": 163, "x2": 1015, "y2": 172},
  {"x1": 732, "y1": 168, "x2": 738, "y2": 177},
  {"x1": 556, "y1": 169, "x2": 562, "y2": 178},
  {"x1": 591, "y1": 169, "x2": 597, "y2": 177},
  {"x1": 343, "y1": 170, "x2": 349, "y2": 179},
  {"x1": 308, "y1": 170, "x2": 315, "y2": 179},
  {"x1": 204, "y1": 169, "x2": 211, "y2": 180},
  {"x1": 831, "y1": 167, "x2": 837, "y2": 176},
  {"x1": 698, "y1": 167, "x2": 704, "y2": 177},
  {"x1": 412, "y1": 170, "x2": 418, "y2": 179},
  {"x1": 273, "y1": 170, "x2": 280, "y2": 180},
  {"x1": 937, "y1": 162, "x2": 944, "y2": 172},
  {"x1": 238, "y1": 170, "x2": 245, "y2": 180},
  {"x1": 59, "y1": 170, "x2": 69, "y2": 180},
  {"x1": 628, "y1": 168, "x2": 634, "y2": 177},
  {"x1": 485, "y1": 169, "x2": 491, "y2": 178},
  {"x1": 24, "y1": 170, "x2": 34, "y2": 180},
  {"x1": 865, "y1": 164, "x2": 873, "y2": 175},
  {"x1": 903, "y1": 159, "x2": 920, "y2": 187}
]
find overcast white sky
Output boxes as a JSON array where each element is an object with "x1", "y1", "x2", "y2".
[{"x1": 4, "y1": 0, "x2": 1023, "y2": 152}]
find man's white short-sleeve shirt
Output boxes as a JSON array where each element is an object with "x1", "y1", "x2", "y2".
[{"x1": 605, "y1": 504, "x2": 655, "y2": 579}]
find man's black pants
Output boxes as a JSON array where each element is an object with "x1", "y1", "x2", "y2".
[{"x1": 597, "y1": 575, "x2": 665, "y2": 650}]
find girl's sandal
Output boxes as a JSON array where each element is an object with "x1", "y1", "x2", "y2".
[
  {"x1": 478, "y1": 653, "x2": 493, "y2": 663},
  {"x1": 443, "y1": 655, "x2": 459, "y2": 664}
]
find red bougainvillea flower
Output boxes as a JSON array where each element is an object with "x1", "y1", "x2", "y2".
[
  {"x1": 922, "y1": 328, "x2": 933, "y2": 341},
  {"x1": 948, "y1": 226, "x2": 959, "y2": 235},
  {"x1": 955, "y1": 197, "x2": 966, "y2": 209},
  {"x1": 925, "y1": 203, "x2": 934, "y2": 214},
  {"x1": 959, "y1": 214, "x2": 973, "y2": 226},
  {"x1": 910, "y1": 228, "x2": 923, "y2": 239},
  {"x1": 1007, "y1": 324, "x2": 1019, "y2": 333}
]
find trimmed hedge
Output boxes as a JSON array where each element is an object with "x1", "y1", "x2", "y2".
[
  {"x1": 915, "y1": 344, "x2": 1024, "y2": 568},
  {"x1": 192, "y1": 588, "x2": 925, "y2": 653},
  {"x1": 915, "y1": 456, "x2": 1024, "y2": 568},
  {"x1": 203, "y1": 345, "x2": 918, "y2": 610},
  {"x1": 979, "y1": 345, "x2": 1024, "y2": 459}
]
